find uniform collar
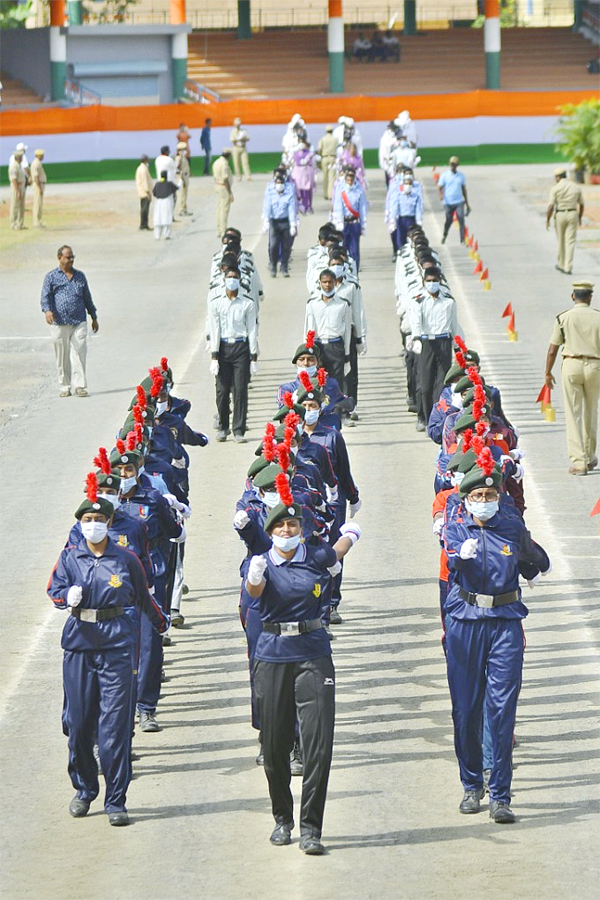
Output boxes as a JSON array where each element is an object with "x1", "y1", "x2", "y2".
[{"x1": 269, "y1": 543, "x2": 306, "y2": 565}]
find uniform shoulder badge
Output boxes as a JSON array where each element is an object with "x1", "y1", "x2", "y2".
[
  {"x1": 109, "y1": 574, "x2": 123, "y2": 588},
  {"x1": 312, "y1": 583, "x2": 322, "y2": 598},
  {"x1": 117, "y1": 534, "x2": 129, "y2": 547},
  {"x1": 500, "y1": 544, "x2": 513, "y2": 556},
  {"x1": 138, "y1": 505, "x2": 150, "y2": 519}
]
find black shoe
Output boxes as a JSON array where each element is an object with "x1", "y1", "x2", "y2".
[
  {"x1": 108, "y1": 811, "x2": 130, "y2": 826},
  {"x1": 324, "y1": 625, "x2": 336, "y2": 641},
  {"x1": 182, "y1": 583, "x2": 189, "y2": 595},
  {"x1": 69, "y1": 795, "x2": 90, "y2": 818},
  {"x1": 299, "y1": 834, "x2": 325, "y2": 855},
  {"x1": 459, "y1": 788, "x2": 485, "y2": 814},
  {"x1": 162, "y1": 633, "x2": 172, "y2": 647},
  {"x1": 290, "y1": 739, "x2": 303, "y2": 776},
  {"x1": 269, "y1": 268, "x2": 277, "y2": 278},
  {"x1": 171, "y1": 610, "x2": 185, "y2": 628},
  {"x1": 489, "y1": 800, "x2": 515, "y2": 823},
  {"x1": 441, "y1": 233, "x2": 447, "y2": 245},
  {"x1": 329, "y1": 607, "x2": 343, "y2": 625},
  {"x1": 407, "y1": 404, "x2": 418, "y2": 413},
  {"x1": 282, "y1": 270, "x2": 290, "y2": 278},
  {"x1": 139, "y1": 712, "x2": 160, "y2": 732},
  {"x1": 270, "y1": 821, "x2": 293, "y2": 845},
  {"x1": 415, "y1": 419, "x2": 426, "y2": 432}
]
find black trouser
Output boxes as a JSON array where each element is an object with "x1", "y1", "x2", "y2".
[
  {"x1": 343, "y1": 220, "x2": 361, "y2": 271},
  {"x1": 216, "y1": 340, "x2": 250, "y2": 435},
  {"x1": 268, "y1": 217, "x2": 292, "y2": 273},
  {"x1": 405, "y1": 347, "x2": 419, "y2": 408},
  {"x1": 344, "y1": 327, "x2": 359, "y2": 406},
  {"x1": 316, "y1": 338, "x2": 345, "y2": 390},
  {"x1": 254, "y1": 655, "x2": 335, "y2": 837},
  {"x1": 203, "y1": 151, "x2": 211, "y2": 175},
  {"x1": 396, "y1": 214, "x2": 416, "y2": 248},
  {"x1": 140, "y1": 196, "x2": 150, "y2": 228},
  {"x1": 419, "y1": 337, "x2": 452, "y2": 423},
  {"x1": 443, "y1": 202, "x2": 466, "y2": 242}
]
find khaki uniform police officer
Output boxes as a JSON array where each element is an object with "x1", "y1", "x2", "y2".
[
  {"x1": 9, "y1": 149, "x2": 26, "y2": 230},
  {"x1": 317, "y1": 126, "x2": 338, "y2": 200},
  {"x1": 546, "y1": 167, "x2": 584, "y2": 275},
  {"x1": 31, "y1": 149, "x2": 47, "y2": 228},
  {"x1": 175, "y1": 140, "x2": 192, "y2": 217},
  {"x1": 545, "y1": 280, "x2": 600, "y2": 474},
  {"x1": 213, "y1": 150, "x2": 234, "y2": 238}
]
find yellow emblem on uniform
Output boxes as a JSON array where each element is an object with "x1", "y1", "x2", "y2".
[
  {"x1": 117, "y1": 534, "x2": 129, "y2": 547},
  {"x1": 323, "y1": 394, "x2": 330, "y2": 407},
  {"x1": 313, "y1": 583, "x2": 322, "y2": 598},
  {"x1": 500, "y1": 544, "x2": 513, "y2": 556},
  {"x1": 109, "y1": 574, "x2": 123, "y2": 588}
]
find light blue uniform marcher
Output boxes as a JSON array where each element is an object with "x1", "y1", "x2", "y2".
[{"x1": 262, "y1": 178, "x2": 298, "y2": 276}]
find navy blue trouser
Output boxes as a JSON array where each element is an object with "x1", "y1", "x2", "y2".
[
  {"x1": 445, "y1": 616, "x2": 524, "y2": 803},
  {"x1": 240, "y1": 587, "x2": 263, "y2": 730},
  {"x1": 63, "y1": 646, "x2": 135, "y2": 812},
  {"x1": 396, "y1": 214, "x2": 416, "y2": 248},
  {"x1": 137, "y1": 572, "x2": 166, "y2": 714},
  {"x1": 268, "y1": 217, "x2": 292, "y2": 273},
  {"x1": 342, "y1": 220, "x2": 361, "y2": 271}
]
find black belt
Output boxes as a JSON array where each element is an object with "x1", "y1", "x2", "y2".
[
  {"x1": 420, "y1": 332, "x2": 451, "y2": 341},
  {"x1": 221, "y1": 338, "x2": 248, "y2": 344},
  {"x1": 563, "y1": 355, "x2": 600, "y2": 360},
  {"x1": 344, "y1": 217, "x2": 360, "y2": 223},
  {"x1": 271, "y1": 217, "x2": 290, "y2": 223},
  {"x1": 263, "y1": 618, "x2": 323, "y2": 635},
  {"x1": 459, "y1": 588, "x2": 518, "y2": 609},
  {"x1": 71, "y1": 606, "x2": 124, "y2": 622},
  {"x1": 556, "y1": 208, "x2": 577, "y2": 212}
]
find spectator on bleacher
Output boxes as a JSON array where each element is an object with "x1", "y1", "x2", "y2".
[
  {"x1": 352, "y1": 32, "x2": 372, "y2": 62},
  {"x1": 380, "y1": 30, "x2": 401, "y2": 61},
  {"x1": 230, "y1": 117, "x2": 252, "y2": 182}
]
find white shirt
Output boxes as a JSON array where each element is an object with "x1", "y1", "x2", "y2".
[
  {"x1": 306, "y1": 244, "x2": 330, "y2": 293},
  {"x1": 336, "y1": 278, "x2": 366, "y2": 340},
  {"x1": 305, "y1": 293, "x2": 352, "y2": 354},
  {"x1": 208, "y1": 289, "x2": 258, "y2": 355},
  {"x1": 413, "y1": 290, "x2": 461, "y2": 339},
  {"x1": 154, "y1": 154, "x2": 177, "y2": 182}
]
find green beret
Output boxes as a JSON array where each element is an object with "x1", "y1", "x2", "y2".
[
  {"x1": 292, "y1": 343, "x2": 321, "y2": 364},
  {"x1": 75, "y1": 496, "x2": 115, "y2": 520},
  {"x1": 273, "y1": 402, "x2": 306, "y2": 422},
  {"x1": 128, "y1": 390, "x2": 155, "y2": 412},
  {"x1": 274, "y1": 423, "x2": 301, "y2": 442},
  {"x1": 264, "y1": 500, "x2": 303, "y2": 533},
  {"x1": 96, "y1": 471, "x2": 121, "y2": 489},
  {"x1": 253, "y1": 463, "x2": 285, "y2": 490},
  {"x1": 109, "y1": 447, "x2": 144, "y2": 469},
  {"x1": 248, "y1": 456, "x2": 270, "y2": 479},
  {"x1": 444, "y1": 364, "x2": 467, "y2": 386},
  {"x1": 462, "y1": 385, "x2": 492, "y2": 406},
  {"x1": 454, "y1": 403, "x2": 491, "y2": 434},
  {"x1": 459, "y1": 462, "x2": 502, "y2": 497},
  {"x1": 454, "y1": 374, "x2": 486, "y2": 395},
  {"x1": 296, "y1": 383, "x2": 324, "y2": 405},
  {"x1": 446, "y1": 448, "x2": 478, "y2": 474}
]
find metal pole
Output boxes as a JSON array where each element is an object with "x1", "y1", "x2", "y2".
[
  {"x1": 404, "y1": 0, "x2": 416, "y2": 35},
  {"x1": 328, "y1": 0, "x2": 344, "y2": 93},
  {"x1": 50, "y1": 0, "x2": 67, "y2": 101},
  {"x1": 484, "y1": 0, "x2": 501, "y2": 89},
  {"x1": 237, "y1": 0, "x2": 251, "y2": 39}
]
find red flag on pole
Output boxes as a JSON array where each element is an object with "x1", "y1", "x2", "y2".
[
  {"x1": 536, "y1": 384, "x2": 551, "y2": 405},
  {"x1": 501, "y1": 303, "x2": 513, "y2": 318},
  {"x1": 480, "y1": 268, "x2": 489, "y2": 281},
  {"x1": 473, "y1": 260, "x2": 483, "y2": 274},
  {"x1": 590, "y1": 497, "x2": 600, "y2": 517}
]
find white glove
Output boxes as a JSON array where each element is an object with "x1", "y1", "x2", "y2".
[
  {"x1": 325, "y1": 484, "x2": 339, "y2": 504},
  {"x1": 387, "y1": 221, "x2": 396, "y2": 234},
  {"x1": 327, "y1": 561, "x2": 342, "y2": 577},
  {"x1": 171, "y1": 525, "x2": 187, "y2": 544},
  {"x1": 66, "y1": 585, "x2": 83, "y2": 608},
  {"x1": 179, "y1": 503, "x2": 192, "y2": 519},
  {"x1": 210, "y1": 360, "x2": 219, "y2": 377},
  {"x1": 250, "y1": 361, "x2": 259, "y2": 375},
  {"x1": 247, "y1": 555, "x2": 267, "y2": 585},
  {"x1": 339, "y1": 522, "x2": 362, "y2": 545},
  {"x1": 233, "y1": 509, "x2": 250, "y2": 530},
  {"x1": 205, "y1": 340, "x2": 211, "y2": 353},
  {"x1": 356, "y1": 339, "x2": 367, "y2": 356},
  {"x1": 290, "y1": 225, "x2": 297, "y2": 238},
  {"x1": 163, "y1": 494, "x2": 190, "y2": 516},
  {"x1": 412, "y1": 338, "x2": 422, "y2": 355},
  {"x1": 344, "y1": 361, "x2": 351, "y2": 376},
  {"x1": 509, "y1": 448, "x2": 525, "y2": 461},
  {"x1": 349, "y1": 498, "x2": 362, "y2": 518},
  {"x1": 171, "y1": 457, "x2": 187, "y2": 470},
  {"x1": 432, "y1": 517, "x2": 443, "y2": 536},
  {"x1": 527, "y1": 572, "x2": 541, "y2": 589},
  {"x1": 262, "y1": 218, "x2": 269, "y2": 234},
  {"x1": 459, "y1": 538, "x2": 478, "y2": 560},
  {"x1": 512, "y1": 463, "x2": 525, "y2": 483},
  {"x1": 406, "y1": 336, "x2": 414, "y2": 351}
]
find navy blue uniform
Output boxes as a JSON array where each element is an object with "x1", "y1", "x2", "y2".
[
  {"x1": 48, "y1": 538, "x2": 167, "y2": 813},
  {"x1": 253, "y1": 542, "x2": 338, "y2": 840},
  {"x1": 277, "y1": 373, "x2": 351, "y2": 431},
  {"x1": 443, "y1": 500, "x2": 549, "y2": 804},
  {"x1": 68, "y1": 509, "x2": 153, "y2": 587}
]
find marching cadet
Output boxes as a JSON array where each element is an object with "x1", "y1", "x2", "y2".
[
  {"x1": 386, "y1": 167, "x2": 424, "y2": 252},
  {"x1": 305, "y1": 269, "x2": 352, "y2": 390},
  {"x1": 174, "y1": 140, "x2": 192, "y2": 217},
  {"x1": 48, "y1": 475, "x2": 168, "y2": 826},
  {"x1": 328, "y1": 250, "x2": 366, "y2": 420},
  {"x1": 333, "y1": 166, "x2": 367, "y2": 271},
  {"x1": 208, "y1": 263, "x2": 258, "y2": 442},
  {"x1": 246, "y1": 472, "x2": 361, "y2": 854},
  {"x1": 442, "y1": 449, "x2": 550, "y2": 823},
  {"x1": 262, "y1": 169, "x2": 298, "y2": 278},
  {"x1": 306, "y1": 223, "x2": 336, "y2": 292},
  {"x1": 30, "y1": 149, "x2": 47, "y2": 228}
]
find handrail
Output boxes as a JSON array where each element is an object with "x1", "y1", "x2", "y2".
[
  {"x1": 182, "y1": 79, "x2": 220, "y2": 103},
  {"x1": 64, "y1": 78, "x2": 102, "y2": 106}
]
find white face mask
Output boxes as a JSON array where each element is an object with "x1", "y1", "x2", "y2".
[
  {"x1": 426, "y1": 282, "x2": 440, "y2": 294},
  {"x1": 450, "y1": 387, "x2": 463, "y2": 410},
  {"x1": 156, "y1": 400, "x2": 168, "y2": 417},
  {"x1": 330, "y1": 264, "x2": 344, "y2": 278},
  {"x1": 272, "y1": 533, "x2": 301, "y2": 552},
  {"x1": 404, "y1": 183, "x2": 412, "y2": 193},
  {"x1": 452, "y1": 471, "x2": 465, "y2": 487},
  {"x1": 81, "y1": 521, "x2": 108, "y2": 544},
  {"x1": 321, "y1": 287, "x2": 335, "y2": 298},
  {"x1": 304, "y1": 408, "x2": 320, "y2": 426},
  {"x1": 261, "y1": 491, "x2": 279, "y2": 509},
  {"x1": 465, "y1": 498, "x2": 499, "y2": 522},
  {"x1": 275, "y1": 182, "x2": 284, "y2": 193},
  {"x1": 297, "y1": 364, "x2": 317, "y2": 378},
  {"x1": 120, "y1": 475, "x2": 137, "y2": 494},
  {"x1": 138, "y1": 463, "x2": 145, "y2": 476},
  {"x1": 225, "y1": 278, "x2": 239, "y2": 292},
  {"x1": 99, "y1": 493, "x2": 120, "y2": 511}
]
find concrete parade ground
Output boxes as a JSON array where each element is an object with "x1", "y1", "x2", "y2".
[{"x1": 0, "y1": 163, "x2": 599, "y2": 900}]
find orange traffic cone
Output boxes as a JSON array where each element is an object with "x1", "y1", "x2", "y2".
[{"x1": 473, "y1": 260, "x2": 483, "y2": 275}]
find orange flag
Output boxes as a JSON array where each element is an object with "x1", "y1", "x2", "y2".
[
  {"x1": 590, "y1": 498, "x2": 600, "y2": 517},
  {"x1": 536, "y1": 384, "x2": 551, "y2": 405},
  {"x1": 507, "y1": 313, "x2": 516, "y2": 333},
  {"x1": 473, "y1": 260, "x2": 483, "y2": 274},
  {"x1": 480, "y1": 268, "x2": 489, "y2": 281},
  {"x1": 501, "y1": 303, "x2": 513, "y2": 318}
]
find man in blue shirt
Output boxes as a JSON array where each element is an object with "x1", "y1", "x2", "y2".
[
  {"x1": 40, "y1": 245, "x2": 98, "y2": 398},
  {"x1": 438, "y1": 156, "x2": 471, "y2": 245},
  {"x1": 262, "y1": 169, "x2": 298, "y2": 277},
  {"x1": 200, "y1": 117, "x2": 212, "y2": 176},
  {"x1": 333, "y1": 166, "x2": 367, "y2": 271}
]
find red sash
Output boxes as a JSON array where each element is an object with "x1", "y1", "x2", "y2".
[{"x1": 341, "y1": 191, "x2": 360, "y2": 219}]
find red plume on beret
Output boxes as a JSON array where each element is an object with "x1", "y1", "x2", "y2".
[
  {"x1": 467, "y1": 365, "x2": 482, "y2": 388},
  {"x1": 136, "y1": 385, "x2": 146, "y2": 409},
  {"x1": 160, "y1": 356, "x2": 168, "y2": 372},
  {"x1": 473, "y1": 398, "x2": 485, "y2": 421},
  {"x1": 126, "y1": 431, "x2": 137, "y2": 451},
  {"x1": 134, "y1": 423, "x2": 143, "y2": 444},
  {"x1": 262, "y1": 422, "x2": 276, "y2": 462},
  {"x1": 454, "y1": 335, "x2": 468, "y2": 355},
  {"x1": 462, "y1": 428, "x2": 473, "y2": 452},
  {"x1": 283, "y1": 412, "x2": 299, "y2": 448},
  {"x1": 133, "y1": 405, "x2": 144, "y2": 426},
  {"x1": 150, "y1": 373, "x2": 164, "y2": 398},
  {"x1": 275, "y1": 472, "x2": 294, "y2": 508},
  {"x1": 455, "y1": 350, "x2": 466, "y2": 370},
  {"x1": 305, "y1": 330, "x2": 316, "y2": 350},
  {"x1": 85, "y1": 472, "x2": 99, "y2": 503},
  {"x1": 472, "y1": 435, "x2": 485, "y2": 456},
  {"x1": 475, "y1": 420, "x2": 487, "y2": 437},
  {"x1": 317, "y1": 367, "x2": 327, "y2": 388},
  {"x1": 282, "y1": 391, "x2": 294, "y2": 410},
  {"x1": 116, "y1": 438, "x2": 126, "y2": 454},
  {"x1": 93, "y1": 447, "x2": 111, "y2": 475},
  {"x1": 276, "y1": 442, "x2": 290, "y2": 473},
  {"x1": 476, "y1": 446, "x2": 495, "y2": 476},
  {"x1": 298, "y1": 370, "x2": 313, "y2": 393}
]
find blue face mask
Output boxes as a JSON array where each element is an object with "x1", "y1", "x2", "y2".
[
  {"x1": 304, "y1": 408, "x2": 320, "y2": 426},
  {"x1": 321, "y1": 287, "x2": 335, "y2": 298},
  {"x1": 225, "y1": 277, "x2": 239, "y2": 292},
  {"x1": 120, "y1": 475, "x2": 137, "y2": 494},
  {"x1": 261, "y1": 491, "x2": 279, "y2": 509},
  {"x1": 272, "y1": 533, "x2": 301, "y2": 552},
  {"x1": 330, "y1": 264, "x2": 344, "y2": 279},
  {"x1": 297, "y1": 364, "x2": 317, "y2": 378},
  {"x1": 465, "y1": 498, "x2": 499, "y2": 522}
]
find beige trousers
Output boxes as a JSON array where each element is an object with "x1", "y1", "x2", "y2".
[
  {"x1": 231, "y1": 146, "x2": 251, "y2": 180},
  {"x1": 178, "y1": 176, "x2": 189, "y2": 214},
  {"x1": 321, "y1": 156, "x2": 336, "y2": 200},
  {"x1": 215, "y1": 185, "x2": 232, "y2": 237},
  {"x1": 50, "y1": 322, "x2": 88, "y2": 391},
  {"x1": 10, "y1": 185, "x2": 25, "y2": 229},
  {"x1": 33, "y1": 184, "x2": 44, "y2": 226},
  {"x1": 561, "y1": 356, "x2": 600, "y2": 467},
  {"x1": 555, "y1": 210, "x2": 578, "y2": 272}
]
